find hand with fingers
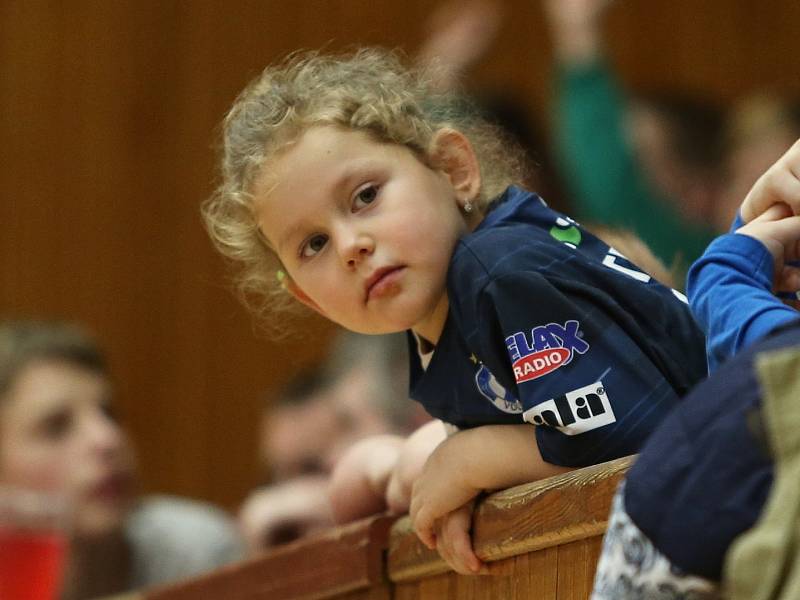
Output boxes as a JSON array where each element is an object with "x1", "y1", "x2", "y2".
[
  {"x1": 328, "y1": 435, "x2": 405, "y2": 524},
  {"x1": 408, "y1": 432, "x2": 487, "y2": 575},
  {"x1": 740, "y1": 139, "x2": 800, "y2": 224},
  {"x1": 736, "y1": 139, "x2": 800, "y2": 304},
  {"x1": 432, "y1": 499, "x2": 489, "y2": 575},
  {"x1": 417, "y1": 0, "x2": 504, "y2": 91},
  {"x1": 736, "y1": 204, "x2": 800, "y2": 301},
  {"x1": 238, "y1": 476, "x2": 334, "y2": 553},
  {"x1": 542, "y1": 0, "x2": 616, "y2": 64},
  {"x1": 407, "y1": 424, "x2": 569, "y2": 575}
]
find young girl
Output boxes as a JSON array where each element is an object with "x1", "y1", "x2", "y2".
[{"x1": 202, "y1": 48, "x2": 708, "y2": 575}]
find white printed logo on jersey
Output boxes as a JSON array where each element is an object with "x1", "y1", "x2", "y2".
[
  {"x1": 602, "y1": 247, "x2": 651, "y2": 283},
  {"x1": 475, "y1": 365, "x2": 523, "y2": 414},
  {"x1": 522, "y1": 382, "x2": 615, "y2": 435}
]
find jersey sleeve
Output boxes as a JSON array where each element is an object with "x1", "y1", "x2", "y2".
[{"x1": 471, "y1": 269, "x2": 684, "y2": 468}]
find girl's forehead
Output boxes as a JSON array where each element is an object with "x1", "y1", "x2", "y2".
[
  {"x1": 257, "y1": 126, "x2": 420, "y2": 192},
  {"x1": 253, "y1": 127, "x2": 386, "y2": 205}
]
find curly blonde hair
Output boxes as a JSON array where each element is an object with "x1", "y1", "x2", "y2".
[{"x1": 202, "y1": 48, "x2": 528, "y2": 334}]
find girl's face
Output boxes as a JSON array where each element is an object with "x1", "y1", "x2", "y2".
[
  {"x1": 0, "y1": 360, "x2": 137, "y2": 538},
  {"x1": 254, "y1": 125, "x2": 478, "y2": 342}
]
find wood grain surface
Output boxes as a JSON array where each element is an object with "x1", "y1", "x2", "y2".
[
  {"x1": 388, "y1": 456, "x2": 632, "y2": 582},
  {"x1": 143, "y1": 515, "x2": 394, "y2": 600}
]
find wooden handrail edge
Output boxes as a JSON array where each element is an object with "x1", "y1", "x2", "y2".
[
  {"x1": 387, "y1": 455, "x2": 634, "y2": 582},
  {"x1": 133, "y1": 457, "x2": 633, "y2": 597},
  {"x1": 142, "y1": 514, "x2": 395, "y2": 600}
]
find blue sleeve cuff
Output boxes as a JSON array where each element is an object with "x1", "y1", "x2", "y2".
[
  {"x1": 699, "y1": 233, "x2": 774, "y2": 283},
  {"x1": 729, "y1": 212, "x2": 745, "y2": 233}
]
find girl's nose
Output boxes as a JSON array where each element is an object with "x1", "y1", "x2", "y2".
[{"x1": 341, "y1": 232, "x2": 374, "y2": 268}]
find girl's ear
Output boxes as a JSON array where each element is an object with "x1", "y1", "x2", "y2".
[
  {"x1": 428, "y1": 128, "x2": 482, "y2": 207},
  {"x1": 282, "y1": 273, "x2": 327, "y2": 317}
]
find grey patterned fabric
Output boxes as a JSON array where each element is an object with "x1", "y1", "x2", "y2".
[{"x1": 591, "y1": 484, "x2": 722, "y2": 600}]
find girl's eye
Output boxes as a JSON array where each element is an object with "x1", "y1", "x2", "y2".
[
  {"x1": 353, "y1": 185, "x2": 378, "y2": 210},
  {"x1": 301, "y1": 234, "x2": 328, "y2": 258}
]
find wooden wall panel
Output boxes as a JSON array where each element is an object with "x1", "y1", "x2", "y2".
[
  {"x1": 603, "y1": 1, "x2": 800, "y2": 99},
  {"x1": 1, "y1": 0, "x2": 798, "y2": 512}
]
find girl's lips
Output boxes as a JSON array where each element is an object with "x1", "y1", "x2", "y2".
[{"x1": 366, "y1": 266, "x2": 405, "y2": 301}]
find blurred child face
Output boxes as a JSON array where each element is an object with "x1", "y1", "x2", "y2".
[
  {"x1": 0, "y1": 360, "x2": 137, "y2": 538},
  {"x1": 627, "y1": 105, "x2": 691, "y2": 205},
  {"x1": 627, "y1": 105, "x2": 718, "y2": 224},
  {"x1": 263, "y1": 366, "x2": 401, "y2": 481},
  {"x1": 254, "y1": 125, "x2": 475, "y2": 342},
  {"x1": 262, "y1": 391, "x2": 342, "y2": 479}
]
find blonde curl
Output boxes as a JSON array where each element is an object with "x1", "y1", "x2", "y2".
[{"x1": 202, "y1": 48, "x2": 528, "y2": 335}]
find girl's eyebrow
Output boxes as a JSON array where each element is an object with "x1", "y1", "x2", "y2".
[
  {"x1": 332, "y1": 160, "x2": 373, "y2": 194},
  {"x1": 276, "y1": 221, "x2": 304, "y2": 255},
  {"x1": 275, "y1": 161, "x2": 376, "y2": 254}
]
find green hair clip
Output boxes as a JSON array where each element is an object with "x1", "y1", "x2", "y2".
[{"x1": 276, "y1": 269, "x2": 288, "y2": 290}]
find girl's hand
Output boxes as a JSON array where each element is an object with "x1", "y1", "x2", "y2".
[
  {"x1": 409, "y1": 424, "x2": 570, "y2": 573},
  {"x1": 408, "y1": 433, "x2": 482, "y2": 551},
  {"x1": 432, "y1": 500, "x2": 489, "y2": 575},
  {"x1": 740, "y1": 139, "x2": 800, "y2": 223}
]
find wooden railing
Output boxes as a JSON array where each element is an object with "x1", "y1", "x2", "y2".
[{"x1": 137, "y1": 456, "x2": 632, "y2": 600}]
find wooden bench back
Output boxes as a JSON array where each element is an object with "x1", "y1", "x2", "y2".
[{"x1": 140, "y1": 456, "x2": 632, "y2": 600}]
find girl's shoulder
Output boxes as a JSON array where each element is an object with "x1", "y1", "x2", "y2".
[
  {"x1": 452, "y1": 223, "x2": 569, "y2": 281},
  {"x1": 451, "y1": 214, "x2": 610, "y2": 287},
  {"x1": 454, "y1": 186, "x2": 664, "y2": 290}
]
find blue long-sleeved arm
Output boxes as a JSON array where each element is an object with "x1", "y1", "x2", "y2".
[{"x1": 687, "y1": 231, "x2": 799, "y2": 371}]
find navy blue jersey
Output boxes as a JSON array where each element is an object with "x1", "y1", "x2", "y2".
[{"x1": 409, "y1": 186, "x2": 707, "y2": 467}]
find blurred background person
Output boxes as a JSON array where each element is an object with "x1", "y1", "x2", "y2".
[
  {"x1": 259, "y1": 331, "x2": 421, "y2": 483},
  {"x1": 416, "y1": 0, "x2": 709, "y2": 279},
  {"x1": 256, "y1": 370, "x2": 344, "y2": 483},
  {"x1": 544, "y1": 0, "x2": 725, "y2": 274},
  {"x1": 716, "y1": 92, "x2": 800, "y2": 231},
  {"x1": 238, "y1": 331, "x2": 426, "y2": 553},
  {"x1": 0, "y1": 321, "x2": 243, "y2": 599},
  {"x1": 417, "y1": 0, "x2": 572, "y2": 213}
]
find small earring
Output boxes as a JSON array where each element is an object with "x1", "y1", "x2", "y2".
[{"x1": 463, "y1": 201, "x2": 474, "y2": 214}]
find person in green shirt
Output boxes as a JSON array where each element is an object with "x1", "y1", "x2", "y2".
[{"x1": 544, "y1": 0, "x2": 723, "y2": 275}]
